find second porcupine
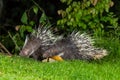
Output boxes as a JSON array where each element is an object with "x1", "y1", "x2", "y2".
[{"x1": 19, "y1": 25, "x2": 108, "y2": 61}]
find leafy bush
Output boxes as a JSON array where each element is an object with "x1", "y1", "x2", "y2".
[
  {"x1": 7, "y1": 1, "x2": 50, "y2": 54},
  {"x1": 57, "y1": 0, "x2": 118, "y2": 36}
]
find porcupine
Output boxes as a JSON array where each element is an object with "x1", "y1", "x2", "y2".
[
  {"x1": 19, "y1": 24, "x2": 63, "y2": 61},
  {"x1": 19, "y1": 25, "x2": 108, "y2": 61}
]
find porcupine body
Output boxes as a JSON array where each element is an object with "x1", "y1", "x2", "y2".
[
  {"x1": 19, "y1": 25, "x2": 108, "y2": 61},
  {"x1": 19, "y1": 25, "x2": 62, "y2": 60},
  {"x1": 42, "y1": 32, "x2": 108, "y2": 61}
]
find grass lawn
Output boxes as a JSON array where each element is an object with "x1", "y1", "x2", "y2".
[
  {"x1": 0, "y1": 54, "x2": 120, "y2": 80},
  {"x1": 0, "y1": 36, "x2": 120, "y2": 80}
]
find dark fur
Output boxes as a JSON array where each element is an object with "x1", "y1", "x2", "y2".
[{"x1": 42, "y1": 37, "x2": 94, "y2": 61}]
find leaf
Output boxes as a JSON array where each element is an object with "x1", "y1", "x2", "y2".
[
  {"x1": 19, "y1": 25, "x2": 33, "y2": 37},
  {"x1": 39, "y1": 13, "x2": 48, "y2": 23},
  {"x1": 19, "y1": 25, "x2": 25, "y2": 37},
  {"x1": 29, "y1": 21, "x2": 35, "y2": 26},
  {"x1": 26, "y1": 26, "x2": 33, "y2": 32},
  {"x1": 21, "y1": 12, "x2": 28, "y2": 24},
  {"x1": 33, "y1": 6, "x2": 38, "y2": 14}
]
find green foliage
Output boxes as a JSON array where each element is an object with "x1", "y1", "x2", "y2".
[
  {"x1": 8, "y1": 32, "x2": 24, "y2": 53},
  {"x1": 94, "y1": 37, "x2": 120, "y2": 57},
  {"x1": 8, "y1": 2, "x2": 50, "y2": 54},
  {"x1": 57, "y1": 0, "x2": 118, "y2": 36},
  {"x1": 39, "y1": 13, "x2": 50, "y2": 25},
  {"x1": 19, "y1": 25, "x2": 34, "y2": 38},
  {"x1": 33, "y1": 5, "x2": 39, "y2": 15},
  {"x1": 19, "y1": 3, "x2": 50, "y2": 38},
  {"x1": 21, "y1": 12, "x2": 28, "y2": 24}
]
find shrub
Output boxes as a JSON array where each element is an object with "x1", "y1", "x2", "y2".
[{"x1": 57, "y1": 0, "x2": 118, "y2": 36}]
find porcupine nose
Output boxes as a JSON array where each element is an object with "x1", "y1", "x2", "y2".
[{"x1": 19, "y1": 49, "x2": 29, "y2": 56}]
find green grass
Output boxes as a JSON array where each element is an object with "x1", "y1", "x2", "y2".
[
  {"x1": 0, "y1": 37, "x2": 120, "y2": 80},
  {"x1": 0, "y1": 54, "x2": 120, "y2": 80}
]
